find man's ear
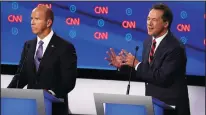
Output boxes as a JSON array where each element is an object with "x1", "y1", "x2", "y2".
[
  {"x1": 164, "y1": 21, "x2": 169, "y2": 28},
  {"x1": 47, "y1": 19, "x2": 52, "y2": 27}
]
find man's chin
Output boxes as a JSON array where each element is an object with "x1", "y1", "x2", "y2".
[
  {"x1": 32, "y1": 31, "x2": 38, "y2": 34},
  {"x1": 147, "y1": 32, "x2": 153, "y2": 36}
]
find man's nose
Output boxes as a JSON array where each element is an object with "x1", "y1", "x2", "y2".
[
  {"x1": 147, "y1": 20, "x2": 152, "y2": 26},
  {"x1": 31, "y1": 20, "x2": 35, "y2": 25}
]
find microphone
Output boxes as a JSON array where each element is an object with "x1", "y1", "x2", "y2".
[
  {"x1": 126, "y1": 46, "x2": 139, "y2": 95},
  {"x1": 16, "y1": 43, "x2": 30, "y2": 88}
]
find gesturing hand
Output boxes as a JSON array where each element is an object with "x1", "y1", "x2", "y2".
[
  {"x1": 120, "y1": 49, "x2": 139, "y2": 68},
  {"x1": 105, "y1": 48, "x2": 123, "y2": 68}
]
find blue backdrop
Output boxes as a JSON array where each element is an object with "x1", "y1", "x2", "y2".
[{"x1": 1, "y1": 1, "x2": 205, "y2": 76}]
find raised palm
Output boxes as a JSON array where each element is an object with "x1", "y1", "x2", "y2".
[{"x1": 105, "y1": 48, "x2": 123, "y2": 68}]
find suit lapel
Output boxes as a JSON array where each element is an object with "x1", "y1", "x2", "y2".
[
  {"x1": 150, "y1": 32, "x2": 170, "y2": 66},
  {"x1": 37, "y1": 34, "x2": 58, "y2": 74},
  {"x1": 145, "y1": 38, "x2": 152, "y2": 63},
  {"x1": 28, "y1": 38, "x2": 38, "y2": 74}
]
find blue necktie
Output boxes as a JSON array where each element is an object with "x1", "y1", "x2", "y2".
[{"x1": 34, "y1": 40, "x2": 44, "y2": 71}]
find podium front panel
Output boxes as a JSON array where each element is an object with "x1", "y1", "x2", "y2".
[
  {"x1": 104, "y1": 103, "x2": 165, "y2": 115},
  {"x1": 94, "y1": 93, "x2": 155, "y2": 115},
  {"x1": 104, "y1": 103, "x2": 146, "y2": 115},
  {"x1": 1, "y1": 88, "x2": 64, "y2": 115},
  {"x1": 1, "y1": 97, "x2": 38, "y2": 115},
  {"x1": 1, "y1": 88, "x2": 46, "y2": 115}
]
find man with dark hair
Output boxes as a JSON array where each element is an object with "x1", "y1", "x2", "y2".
[
  {"x1": 151, "y1": 3, "x2": 173, "y2": 29},
  {"x1": 7, "y1": 5, "x2": 77, "y2": 115},
  {"x1": 105, "y1": 3, "x2": 190, "y2": 115}
]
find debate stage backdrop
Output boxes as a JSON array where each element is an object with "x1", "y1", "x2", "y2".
[{"x1": 1, "y1": 1, "x2": 205, "y2": 76}]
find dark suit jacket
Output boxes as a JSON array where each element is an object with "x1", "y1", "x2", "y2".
[
  {"x1": 8, "y1": 33, "x2": 77, "y2": 114},
  {"x1": 134, "y1": 31, "x2": 190, "y2": 115}
]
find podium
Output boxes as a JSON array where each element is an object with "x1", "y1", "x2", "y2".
[
  {"x1": 94, "y1": 93, "x2": 175, "y2": 115},
  {"x1": 1, "y1": 88, "x2": 64, "y2": 115}
]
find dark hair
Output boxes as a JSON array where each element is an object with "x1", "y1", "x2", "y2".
[
  {"x1": 151, "y1": 3, "x2": 173, "y2": 29},
  {"x1": 46, "y1": 8, "x2": 54, "y2": 27}
]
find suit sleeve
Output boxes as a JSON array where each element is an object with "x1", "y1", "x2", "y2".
[
  {"x1": 136, "y1": 46, "x2": 186, "y2": 87},
  {"x1": 53, "y1": 43, "x2": 77, "y2": 97},
  {"x1": 7, "y1": 42, "x2": 28, "y2": 88}
]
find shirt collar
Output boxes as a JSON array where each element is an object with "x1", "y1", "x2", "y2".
[
  {"x1": 152, "y1": 30, "x2": 168, "y2": 43},
  {"x1": 37, "y1": 30, "x2": 54, "y2": 45}
]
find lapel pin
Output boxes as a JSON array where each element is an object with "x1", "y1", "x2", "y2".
[{"x1": 51, "y1": 45, "x2": 54, "y2": 48}]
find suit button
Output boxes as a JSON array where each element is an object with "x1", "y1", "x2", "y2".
[{"x1": 146, "y1": 83, "x2": 148, "y2": 85}]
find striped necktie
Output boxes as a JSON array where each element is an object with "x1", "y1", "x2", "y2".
[{"x1": 149, "y1": 39, "x2": 156, "y2": 63}]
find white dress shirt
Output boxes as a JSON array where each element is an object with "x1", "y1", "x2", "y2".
[
  {"x1": 34, "y1": 30, "x2": 55, "y2": 96},
  {"x1": 34, "y1": 30, "x2": 54, "y2": 58},
  {"x1": 135, "y1": 31, "x2": 168, "y2": 70}
]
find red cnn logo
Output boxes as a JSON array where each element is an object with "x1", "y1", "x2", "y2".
[
  {"x1": 177, "y1": 24, "x2": 190, "y2": 32},
  {"x1": 204, "y1": 39, "x2": 206, "y2": 45},
  {"x1": 94, "y1": 32, "x2": 108, "y2": 40},
  {"x1": 38, "y1": 4, "x2": 52, "y2": 9},
  {"x1": 66, "y1": 18, "x2": 80, "y2": 26},
  {"x1": 94, "y1": 6, "x2": 108, "y2": 14},
  {"x1": 8, "y1": 15, "x2": 22, "y2": 23},
  {"x1": 122, "y1": 21, "x2": 136, "y2": 29}
]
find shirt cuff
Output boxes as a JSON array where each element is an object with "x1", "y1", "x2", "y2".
[
  {"x1": 170, "y1": 105, "x2": 176, "y2": 109},
  {"x1": 135, "y1": 62, "x2": 141, "y2": 71},
  {"x1": 48, "y1": 90, "x2": 56, "y2": 96}
]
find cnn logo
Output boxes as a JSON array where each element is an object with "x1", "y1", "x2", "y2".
[
  {"x1": 122, "y1": 21, "x2": 136, "y2": 29},
  {"x1": 66, "y1": 18, "x2": 80, "y2": 26},
  {"x1": 94, "y1": 6, "x2": 108, "y2": 14},
  {"x1": 8, "y1": 15, "x2": 22, "y2": 23},
  {"x1": 177, "y1": 24, "x2": 190, "y2": 32},
  {"x1": 94, "y1": 32, "x2": 108, "y2": 40},
  {"x1": 37, "y1": 4, "x2": 52, "y2": 9}
]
